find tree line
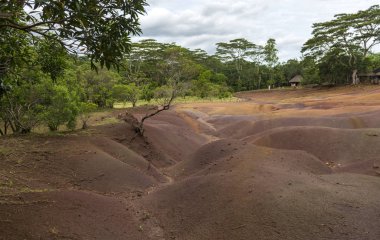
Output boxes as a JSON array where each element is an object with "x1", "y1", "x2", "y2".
[
  {"x1": 1, "y1": 2, "x2": 379, "y2": 135},
  {"x1": 0, "y1": 0, "x2": 148, "y2": 134},
  {"x1": 302, "y1": 5, "x2": 380, "y2": 85}
]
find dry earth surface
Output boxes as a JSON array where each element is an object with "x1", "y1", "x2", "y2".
[{"x1": 1, "y1": 85, "x2": 380, "y2": 240}]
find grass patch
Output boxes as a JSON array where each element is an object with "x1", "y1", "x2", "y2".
[
  {"x1": 28, "y1": 109, "x2": 121, "y2": 135},
  {"x1": 91, "y1": 116, "x2": 120, "y2": 126},
  {"x1": 19, "y1": 188, "x2": 51, "y2": 194},
  {"x1": 114, "y1": 96, "x2": 241, "y2": 109},
  {"x1": 0, "y1": 147, "x2": 11, "y2": 155},
  {"x1": 88, "y1": 109, "x2": 121, "y2": 126},
  {"x1": 2, "y1": 97, "x2": 239, "y2": 136}
]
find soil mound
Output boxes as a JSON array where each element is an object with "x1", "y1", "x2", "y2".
[
  {"x1": 2, "y1": 86, "x2": 380, "y2": 240},
  {"x1": 143, "y1": 144, "x2": 380, "y2": 240},
  {"x1": 169, "y1": 139, "x2": 243, "y2": 179},
  {"x1": 89, "y1": 136, "x2": 167, "y2": 183},
  {"x1": 0, "y1": 190, "x2": 147, "y2": 240},
  {"x1": 253, "y1": 127, "x2": 380, "y2": 175},
  {"x1": 143, "y1": 111, "x2": 210, "y2": 163},
  {"x1": 218, "y1": 115, "x2": 379, "y2": 139}
]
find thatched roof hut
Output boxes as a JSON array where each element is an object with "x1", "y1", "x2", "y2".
[{"x1": 289, "y1": 75, "x2": 303, "y2": 87}]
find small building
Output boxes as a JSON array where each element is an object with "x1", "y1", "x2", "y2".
[
  {"x1": 358, "y1": 68, "x2": 380, "y2": 84},
  {"x1": 289, "y1": 75, "x2": 303, "y2": 87}
]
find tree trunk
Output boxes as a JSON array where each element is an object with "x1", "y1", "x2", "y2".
[
  {"x1": 4, "y1": 121, "x2": 8, "y2": 135},
  {"x1": 258, "y1": 75, "x2": 262, "y2": 89},
  {"x1": 82, "y1": 120, "x2": 88, "y2": 130},
  {"x1": 21, "y1": 127, "x2": 31, "y2": 134},
  {"x1": 352, "y1": 69, "x2": 359, "y2": 85},
  {"x1": 48, "y1": 125, "x2": 58, "y2": 132},
  {"x1": 9, "y1": 121, "x2": 16, "y2": 133},
  {"x1": 125, "y1": 92, "x2": 175, "y2": 137},
  {"x1": 237, "y1": 75, "x2": 241, "y2": 91}
]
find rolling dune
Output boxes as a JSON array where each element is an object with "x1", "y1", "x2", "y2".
[{"x1": 1, "y1": 86, "x2": 380, "y2": 240}]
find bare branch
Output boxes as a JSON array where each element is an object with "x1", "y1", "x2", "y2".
[{"x1": 137, "y1": 89, "x2": 176, "y2": 135}]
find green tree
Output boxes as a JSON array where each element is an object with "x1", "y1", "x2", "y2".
[
  {"x1": 216, "y1": 38, "x2": 257, "y2": 90},
  {"x1": 302, "y1": 5, "x2": 380, "y2": 84},
  {"x1": 161, "y1": 46, "x2": 202, "y2": 85},
  {"x1": 123, "y1": 39, "x2": 171, "y2": 85},
  {"x1": 0, "y1": 28, "x2": 34, "y2": 96},
  {"x1": 192, "y1": 79, "x2": 212, "y2": 99},
  {"x1": 264, "y1": 39, "x2": 279, "y2": 68},
  {"x1": 301, "y1": 57, "x2": 321, "y2": 84},
  {"x1": 0, "y1": 81, "x2": 46, "y2": 134},
  {"x1": 0, "y1": 59, "x2": 55, "y2": 134},
  {"x1": 264, "y1": 38, "x2": 279, "y2": 87},
  {"x1": 140, "y1": 83, "x2": 157, "y2": 102},
  {"x1": 364, "y1": 53, "x2": 380, "y2": 72},
  {"x1": 211, "y1": 73, "x2": 228, "y2": 85},
  {"x1": 112, "y1": 83, "x2": 140, "y2": 107},
  {"x1": 79, "y1": 68, "x2": 120, "y2": 108},
  {"x1": 43, "y1": 84, "x2": 79, "y2": 131},
  {"x1": 36, "y1": 39, "x2": 68, "y2": 82},
  {"x1": 247, "y1": 45, "x2": 265, "y2": 89},
  {"x1": 0, "y1": 0, "x2": 147, "y2": 70}
]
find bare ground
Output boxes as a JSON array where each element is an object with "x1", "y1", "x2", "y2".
[{"x1": 1, "y1": 85, "x2": 380, "y2": 240}]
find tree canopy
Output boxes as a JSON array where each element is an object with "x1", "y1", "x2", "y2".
[
  {"x1": 1, "y1": 4, "x2": 380, "y2": 136},
  {"x1": 0, "y1": 0, "x2": 147, "y2": 70},
  {"x1": 302, "y1": 5, "x2": 380, "y2": 84}
]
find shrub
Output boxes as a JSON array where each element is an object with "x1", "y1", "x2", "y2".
[
  {"x1": 43, "y1": 85, "x2": 79, "y2": 131},
  {"x1": 140, "y1": 83, "x2": 156, "y2": 102},
  {"x1": 0, "y1": 81, "x2": 47, "y2": 133},
  {"x1": 112, "y1": 83, "x2": 140, "y2": 107}
]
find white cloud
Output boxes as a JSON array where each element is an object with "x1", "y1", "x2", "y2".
[{"x1": 136, "y1": 0, "x2": 380, "y2": 61}]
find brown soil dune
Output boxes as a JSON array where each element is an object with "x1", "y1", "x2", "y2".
[
  {"x1": 1, "y1": 86, "x2": 380, "y2": 240},
  {"x1": 253, "y1": 127, "x2": 380, "y2": 175},
  {"x1": 1, "y1": 190, "x2": 149, "y2": 240},
  {"x1": 143, "y1": 143, "x2": 380, "y2": 240}
]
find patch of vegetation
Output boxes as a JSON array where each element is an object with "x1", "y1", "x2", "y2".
[
  {"x1": 91, "y1": 117, "x2": 121, "y2": 127},
  {"x1": 0, "y1": 3, "x2": 379, "y2": 136},
  {"x1": 114, "y1": 96, "x2": 240, "y2": 108}
]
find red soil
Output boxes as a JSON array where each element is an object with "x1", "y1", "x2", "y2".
[{"x1": 1, "y1": 85, "x2": 380, "y2": 240}]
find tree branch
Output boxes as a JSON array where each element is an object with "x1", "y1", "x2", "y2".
[
  {"x1": 0, "y1": 18, "x2": 68, "y2": 31},
  {"x1": 137, "y1": 89, "x2": 176, "y2": 135}
]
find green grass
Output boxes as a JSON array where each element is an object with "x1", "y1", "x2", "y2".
[
  {"x1": 1, "y1": 97, "x2": 240, "y2": 136},
  {"x1": 114, "y1": 96, "x2": 241, "y2": 109},
  {"x1": 32, "y1": 109, "x2": 121, "y2": 135},
  {"x1": 90, "y1": 116, "x2": 120, "y2": 126}
]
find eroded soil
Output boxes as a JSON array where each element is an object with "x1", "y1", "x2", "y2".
[{"x1": 1, "y1": 86, "x2": 380, "y2": 240}]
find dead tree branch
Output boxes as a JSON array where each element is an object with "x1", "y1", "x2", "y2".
[{"x1": 123, "y1": 89, "x2": 176, "y2": 140}]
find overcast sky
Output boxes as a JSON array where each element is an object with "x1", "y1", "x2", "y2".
[{"x1": 135, "y1": 0, "x2": 379, "y2": 61}]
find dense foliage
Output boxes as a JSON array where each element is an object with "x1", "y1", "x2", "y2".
[
  {"x1": 0, "y1": 4, "x2": 379, "y2": 135},
  {"x1": 302, "y1": 5, "x2": 380, "y2": 84},
  {"x1": 0, "y1": 0, "x2": 147, "y2": 70}
]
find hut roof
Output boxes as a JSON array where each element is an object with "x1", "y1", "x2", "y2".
[{"x1": 289, "y1": 75, "x2": 303, "y2": 83}]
